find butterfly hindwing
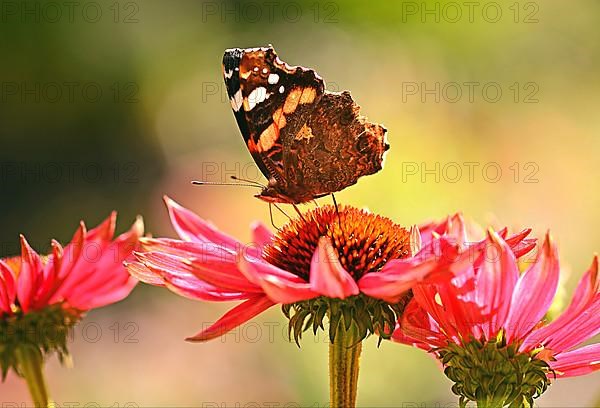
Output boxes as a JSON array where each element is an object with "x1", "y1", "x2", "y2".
[{"x1": 282, "y1": 91, "x2": 388, "y2": 200}]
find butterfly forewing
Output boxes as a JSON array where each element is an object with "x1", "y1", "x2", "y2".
[
  {"x1": 222, "y1": 47, "x2": 324, "y2": 185},
  {"x1": 222, "y1": 46, "x2": 388, "y2": 204}
]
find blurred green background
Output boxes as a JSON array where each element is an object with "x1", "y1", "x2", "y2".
[{"x1": 1, "y1": 0, "x2": 599, "y2": 406}]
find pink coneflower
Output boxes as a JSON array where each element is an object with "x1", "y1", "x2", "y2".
[
  {"x1": 126, "y1": 197, "x2": 535, "y2": 407},
  {"x1": 126, "y1": 198, "x2": 530, "y2": 342},
  {"x1": 393, "y1": 230, "x2": 600, "y2": 407},
  {"x1": 0, "y1": 213, "x2": 143, "y2": 405}
]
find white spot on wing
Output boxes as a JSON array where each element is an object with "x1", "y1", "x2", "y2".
[
  {"x1": 279, "y1": 85, "x2": 285, "y2": 93},
  {"x1": 268, "y1": 73, "x2": 280, "y2": 84},
  {"x1": 224, "y1": 69, "x2": 233, "y2": 79},
  {"x1": 230, "y1": 90, "x2": 243, "y2": 111},
  {"x1": 247, "y1": 87, "x2": 269, "y2": 110}
]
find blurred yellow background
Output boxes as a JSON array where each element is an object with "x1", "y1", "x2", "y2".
[{"x1": 1, "y1": 0, "x2": 599, "y2": 406}]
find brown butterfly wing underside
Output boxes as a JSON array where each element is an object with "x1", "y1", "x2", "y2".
[{"x1": 222, "y1": 46, "x2": 389, "y2": 204}]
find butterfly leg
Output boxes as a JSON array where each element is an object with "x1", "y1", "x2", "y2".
[
  {"x1": 268, "y1": 203, "x2": 282, "y2": 232},
  {"x1": 273, "y1": 203, "x2": 292, "y2": 221},
  {"x1": 331, "y1": 193, "x2": 344, "y2": 232},
  {"x1": 291, "y1": 203, "x2": 308, "y2": 222}
]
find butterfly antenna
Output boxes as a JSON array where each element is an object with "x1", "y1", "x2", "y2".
[
  {"x1": 230, "y1": 175, "x2": 267, "y2": 188},
  {"x1": 191, "y1": 180, "x2": 263, "y2": 189}
]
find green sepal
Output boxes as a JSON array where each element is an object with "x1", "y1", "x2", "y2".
[
  {"x1": 282, "y1": 291, "x2": 413, "y2": 347},
  {"x1": 437, "y1": 332, "x2": 552, "y2": 408},
  {"x1": 0, "y1": 304, "x2": 80, "y2": 381}
]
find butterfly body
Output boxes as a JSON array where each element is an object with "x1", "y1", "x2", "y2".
[{"x1": 222, "y1": 46, "x2": 389, "y2": 204}]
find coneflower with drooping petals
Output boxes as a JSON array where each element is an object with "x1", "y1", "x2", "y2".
[
  {"x1": 393, "y1": 230, "x2": 600, "y2": 407},
  {"x1": 0, "y1": 213, "x2": 143, "y2": 405}
]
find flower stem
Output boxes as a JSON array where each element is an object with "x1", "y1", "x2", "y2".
[
  {"x1": 329, "y1": 321, "x2": 362, "y2": 408},
  {"x1": 15, "y1": 345, "x2": 50, "y2": 408}
]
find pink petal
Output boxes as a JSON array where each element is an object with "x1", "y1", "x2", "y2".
[
  {"x1": 51, "y1": 221, "x2": 102, "y2": 299},
  {"x1": 251, "y1": 221, "x2": 273, "y2": 248},
  {"x1": 361, "y1": 238, "x2": 480, "y2": 303},
  {"x1": 125, "y1": 261, "x2": 166, "y2": 286},
  {"x1": 110, "y1": 215, "x2": 144, "y2": 260},
  {"x1": 141, "y1": 223, "x2": 266, "y2": 261},
  {"x1": 359, "y1": 259, "x2": 441, "y2": 303},
  {"x1": 73, "y1": 277, "x2": 138, "y2": 309},
  {"x1": 525, "y1": 299, "x2": 600, "y2": 354},
  {"x1": 28, "y1": 222, "x2": 87, "y2": 308},
  {"x1": 69, "y1": 251, "x2": 138, "y2": 307},
  {"x1": 504, "y1": 228, "x2": 536, "y2": 259},
  {"x1": 86, "y1": 211, "x2": 117, "y2": 242},
  {"x1": 409, "y1": 225, "x2": 422, "y2": 256},
  {"x1": 136, "y1": 251, "x2": 260, "y2": 293},
  {"x1": 476, "y1": 230, "x2": 519, "y2": 339},
  {"x1": 238, "y1": 255, "x2": 318, "y2": 304},
  {"x1": 447, "y1": 213, "x2": 468, "y2": 247},
  {"x1": 437, "y1": 277, "x2": 488, "y2": 341},
  {"x1": 503, "y1": 228, "x2": 531, "y2": 246},
  {"x1": 128, "y1": 258, "x2": 247, "y2": 302},
  {"x1": 156, "y1": 272, "x2": 247, "y2": 302},
  {"x1": 550, "y1": 343, "x2": 600, "y2": 377},
  {"x1": 139, "y1": 237, "x2": 236, "y2": 261},
  {"x1": 186, "y1": 295, "x2": 275, "y2": 342},
  {"x1": 309, "y1": 237, "x2": 359, "y2": 299},
  {"x1": 411, "y1": 284, "x2": 462, "y2": 342},
  {"x1": 190, "y1": 257, "x2": 262, "y2": 293},
  {"x1": 561, "y1": 255, "x2": 599, "y2": 318},
  {"x1": 522, "y1": 256, "x2": 599, "y2": 352},
  {"x1": 164, "y1": 196, "x2": 240, "y2": 248},
  {"x1": 393, "y1": 299, "x2": 447, "y2": 350},
  {"x1": 414, "y1": 234, "x2": 462, "y2": 265},
  {"x1": 418, "y1": 216, "x2": 450, "y2": 247},
  {"x1": 238, "y1": 254, "x2": 306, "y2": 284},
  {"x1": 505, "y1": 233, "x2": 560, "y2": 342},
  {"x1": 54, "y1": 217, "x2": 143, "y2": 309},
  {"x1": 33, "y1": 240, "x2": 63, "y2": 307},
  {"x1": 0, "y1": 260, "x2": 17, "y2": 313},
  {"x1": 16, "y1": 235, "x2": 43, "y2": 313},
  {"x1": 55, "y1": 222, "x2": 86, "y2": 281},
  {"x1": 406, "y1": 251, "x2": 489, "y2": 344}
]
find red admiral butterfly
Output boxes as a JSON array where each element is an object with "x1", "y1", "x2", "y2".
[{"x1": 222, "y1": 46, "x2": 389, "y2": 204}]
